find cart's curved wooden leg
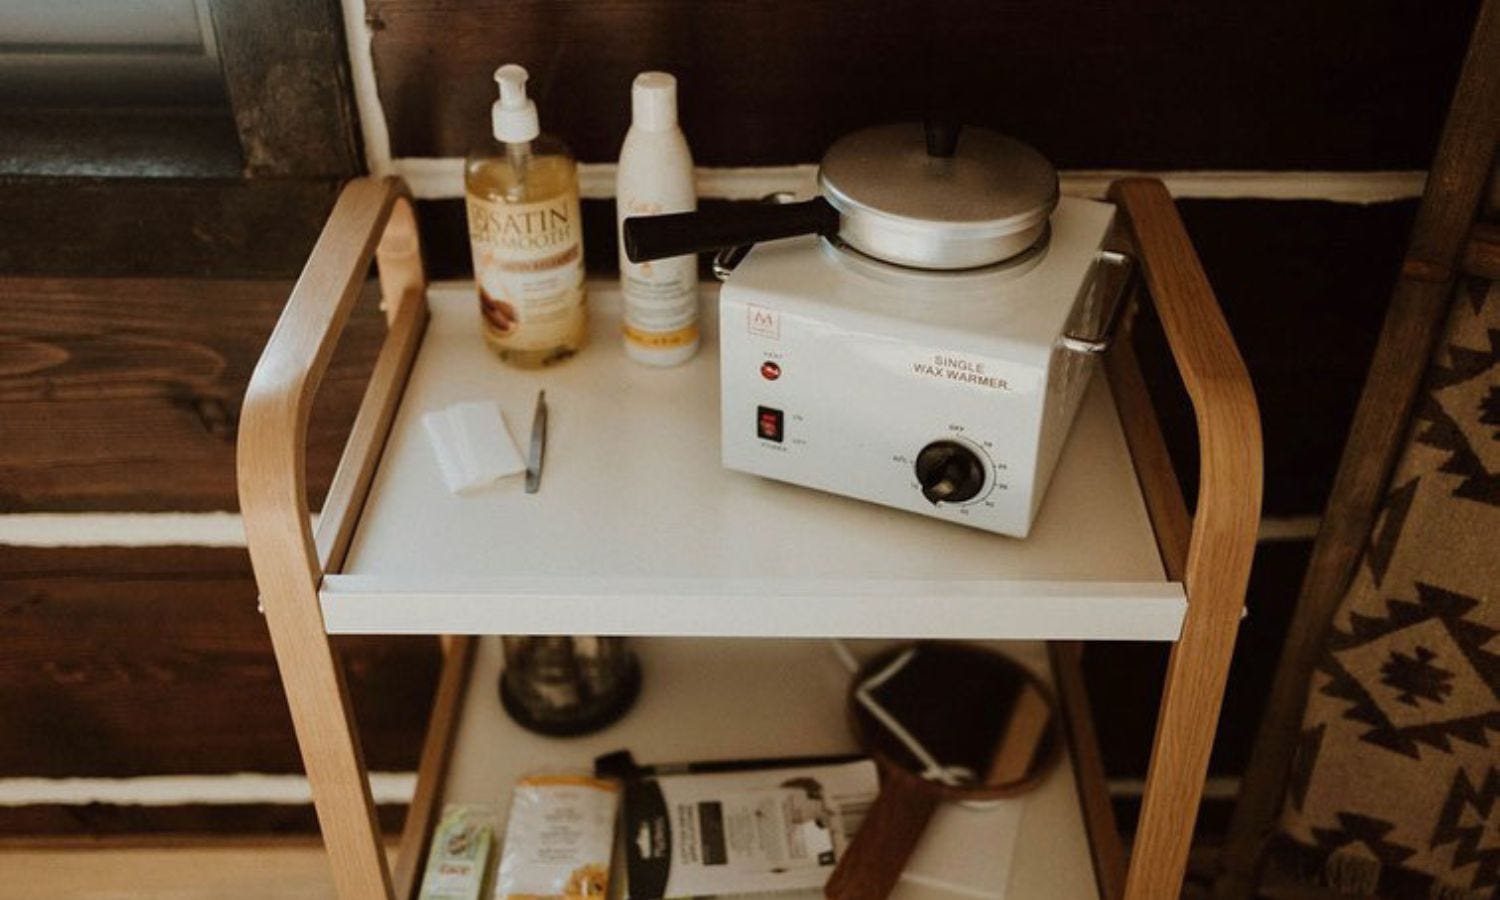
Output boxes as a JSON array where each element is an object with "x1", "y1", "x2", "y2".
[
  {"x1": 1109, "y1": 179, "x2": 1263, "y2": 900},
  {"x1": 240, "y1": 177, "x2": 427, "y2": 900}
]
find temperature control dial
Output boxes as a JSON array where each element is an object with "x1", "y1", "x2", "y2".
[{"x1": 914, "y1": 440, "x2": 987, "y2": 505}]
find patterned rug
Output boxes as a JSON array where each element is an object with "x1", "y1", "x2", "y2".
[{"x1": 1271, "y1": 276, "x2": 1500, "y2": 899}]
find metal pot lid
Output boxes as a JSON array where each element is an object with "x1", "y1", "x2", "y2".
[{"x1": 818, "y1": 122, "x2": 1059, "y2": 251}]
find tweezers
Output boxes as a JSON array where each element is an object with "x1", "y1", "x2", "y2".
[{"x1": 525, "y1": 390, "x2": 547, "y2": 494}]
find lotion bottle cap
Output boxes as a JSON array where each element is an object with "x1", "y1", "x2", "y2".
[
  {"x1": 631, "y1": 71, "x2": 678, "y2": 132},
  {"x1": 492, "y1": 64, "x2": 539, "y2": 143}
]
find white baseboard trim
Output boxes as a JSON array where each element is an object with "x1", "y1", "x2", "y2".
[
  {"x1": 0, "y1": 512, "x2": 1316, "y2": 549},
  {"x1": 0, "y1": 771, "x2": 1228, "y2": 808},
  {"x1": 0, "y1": 512, "x2": 251, "y2": 548},
  {"x1": 1061, "y1": 169, "x2": 1424, "y2": 204},
  {"x1": 392, "y1": 157, "x2": 1425, "y2": 205},
  {"x1": 0, "y1": 772, "x2": 416, "y2": 807}
]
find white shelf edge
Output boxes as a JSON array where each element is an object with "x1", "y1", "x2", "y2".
[{"x1": 319, "y1": 574, "x2": 1185, "y2": 640}]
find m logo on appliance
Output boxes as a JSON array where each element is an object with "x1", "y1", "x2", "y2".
[{"x1": 747, "y1": 305, "x2": 779, "y2": 339}]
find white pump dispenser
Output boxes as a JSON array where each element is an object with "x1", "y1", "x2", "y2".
[
  {"x1": 492, "y1": 64, "x2": 539, "y2": 143},
  {"x1": 492, "y1": 65, "x2": 540, "y2": 202},
  {"x1": 616, "y1": 71, "x2": 699, "y2": 366}
]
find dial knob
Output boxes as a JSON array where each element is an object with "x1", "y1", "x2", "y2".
[{"x1": 914, "y1": 440, "x2": 987, "y2": 505}]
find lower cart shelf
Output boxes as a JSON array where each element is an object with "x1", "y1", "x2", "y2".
[{"x1": 400, "y1": 637, "x2": 1103, "y2": 900}]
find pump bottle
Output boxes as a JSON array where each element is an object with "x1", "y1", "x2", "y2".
[{"x1": 465, "y1": 65, "x2": 587, "y2": 367}]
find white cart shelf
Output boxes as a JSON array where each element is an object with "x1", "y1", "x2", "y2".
[
  {"x1": 326, "y1": 285, "x2": 1183, "y2": 640},
  {"x1": 238, "y1": 177, "x2": 1262, "y2": 900}
]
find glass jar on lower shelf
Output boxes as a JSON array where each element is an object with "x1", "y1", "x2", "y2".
[{"x1": 499, "y1": 636, "x2": 641, "y2": 736}]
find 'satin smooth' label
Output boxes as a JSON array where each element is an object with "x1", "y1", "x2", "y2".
[{"x1": 467, "y1": 191, "x2": 585, "y2": 352}]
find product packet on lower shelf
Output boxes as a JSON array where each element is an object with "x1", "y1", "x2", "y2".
[
  {"x1": 418, "y1": 805, "x2": 495, "y2": 900},
  {"x1": 494, "y1": 775, "x2": 620, "y2": 900},
  {"x1": 619, "y1": 759, "x2": 879, "y2": 899}
]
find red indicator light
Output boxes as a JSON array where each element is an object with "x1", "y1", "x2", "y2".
[{"x1": 760, "y1": 361, "x2": 781, "y2": 381}]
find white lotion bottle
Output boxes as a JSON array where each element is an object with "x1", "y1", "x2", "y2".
[{"x1": 616, "y1": 72, "x2": 699, "y2": 366}]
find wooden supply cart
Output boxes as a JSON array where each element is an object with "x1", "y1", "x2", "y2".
[{"x1": 238, "y1": 176, "x2": 1261, "y2": 900}]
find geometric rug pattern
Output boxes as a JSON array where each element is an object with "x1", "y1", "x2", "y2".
[{"x1": 1274, "y1": 278, "x2": 1500, "y2": 899}]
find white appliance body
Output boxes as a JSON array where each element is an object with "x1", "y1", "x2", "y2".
[{"x1": 719, "y1": 197, "x2": 1118, "y2": 537}]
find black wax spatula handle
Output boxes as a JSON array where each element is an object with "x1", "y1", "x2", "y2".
[{"x1": 623, "y1": 197, "x2": 840, "y2": 263}]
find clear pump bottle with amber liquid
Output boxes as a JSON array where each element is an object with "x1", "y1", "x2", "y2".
[{"x1": 465, "y1": 65, "x2": 587, "y2": 367}]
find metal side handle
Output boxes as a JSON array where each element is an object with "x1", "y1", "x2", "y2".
[
  {"x1": 711, "y1": 192, "x2": 800, "y2": 281},
  {"x1": 1060, "y1": 250, "x2": 1137, "y2": 355}
]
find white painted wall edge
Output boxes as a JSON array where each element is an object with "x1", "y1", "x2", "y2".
[
  {"x1": 0, "y1": 772, "x2": 415, "y2": 807},
  {"x1": 393, "y1": 156, "x2": 1426, "y2": 205},
  {"x1": 340, "y1": 0, "x2": 392, "y2": 176}
]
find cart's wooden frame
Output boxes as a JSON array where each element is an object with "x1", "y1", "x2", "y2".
[{"x1": 237, "y1": 176, "x2": 1261, "y2": 900}]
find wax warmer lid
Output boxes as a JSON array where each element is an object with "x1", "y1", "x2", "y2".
[{"x1": 818, "y1": 122, "x2": 1059, "y2": 269}]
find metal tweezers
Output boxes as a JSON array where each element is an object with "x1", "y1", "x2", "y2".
[{"x1": 524, "y1": 390, "x2": 547, "y2": 494}]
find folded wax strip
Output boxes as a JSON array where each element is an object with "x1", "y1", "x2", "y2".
[
  {"x1": 422, "y1": 401, "x2": 525, "y2": 494},
  {"x1": 456, "y1": 401, "x2": 523, "y2": 477},
  {"x1": 421, "y1": 409, "x2": 465, "y2": 491}
]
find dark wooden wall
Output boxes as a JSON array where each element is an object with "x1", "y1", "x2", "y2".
[
  {"x1": 0, "y1": 0, "x2": 1484, "y2": 844},
  {"x1": 368, "y1": 0, "x2": 1472, "y2": 170},
  {"x1": 0, "y1": 0, "x2": 444, "y2": 838},
  {"x1": 0, "y1": 278, "x2": 441, "y2": 836},
  {"x1": 2, "y1": 280, "x2": 382, "y2": 511}
]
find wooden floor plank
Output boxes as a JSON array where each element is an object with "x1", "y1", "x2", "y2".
[{"x1": 0, "y1": 841, "x2": 397, "y2": 900}]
